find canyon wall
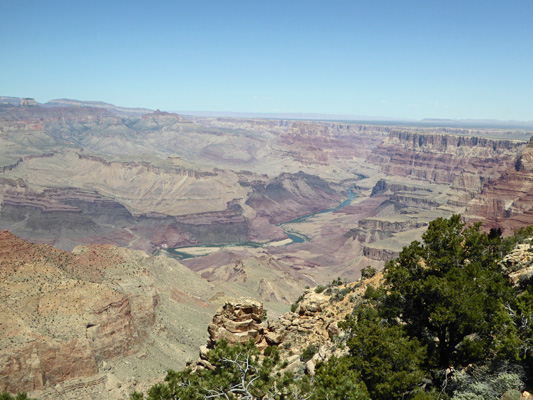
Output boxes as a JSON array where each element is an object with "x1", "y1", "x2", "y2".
[
  {"x1": 369, "y1": 131, "x2": 523, "y2": 192},
  {"x1": 0, "y1": 231, "x2": 157, "y2": 394},
  {"x1": 1, "y1": 104, "x2": 531, "y2": 262},
  {"x1": 466, "y1": 137, "x2": 533, "y2": 233}
]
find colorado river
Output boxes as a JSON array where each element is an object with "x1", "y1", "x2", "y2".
[
  {"x1": 276, "y1": 188, "x2": 357, "y2": 243},
  {"x1": 162, "y1": 188, "x2": 357, "y2": 259}
]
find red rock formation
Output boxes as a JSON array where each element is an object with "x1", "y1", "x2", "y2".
[
  {"x1": 245, "y1": 172, "x2": 345, "y2": 225},
  {"x1": 277, "y1": 122, "x2": 389, "y2": 165},
  {"x1": 466, "y1": 138, "x2": 533, "y2": 233},
  {"x1": 369, "y1": 131, "x2": 523, "y2": 190},
  {"x1": 0, "y1": 231, "x2": 157, "y2": 393},
  {"x1": 1, "y1": 339, "x2": 98, "y2": 393}
]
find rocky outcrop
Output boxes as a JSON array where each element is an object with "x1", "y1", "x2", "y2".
[
  {"x1": 20, "y1": 98, "x2": 37, "y2": 106},
  {"x1": 196, "y1": 299, "x2": 271, "y2": 370},
  {"x1": 357, "y1": 218, "x2": 427, "y2": 232},
  {"x1": 208, "y1": 299, "x2": 266, "y2": 347},
  {"x1": 389, "y1": 194, "x2": 441, "y2": 210},
  {"x1": 500, "y1": 242, "x2": 533, "y2": 286},
  {"x1": 195, "y1": 291, "x2": 339, "y2": 373},
  {"x1": 363, "y1": 246, "x2": 400, "y2": 262},
  {"x1": 194, "y1": 290, "x2": 356, "y2": 371},
  {"x1": 370, "y1": 179, "x2": 431, "y2": 197},
  {"x1": 347, "y1": 218, "x2": 428, "y2": 243},
  {"x1": 194, "y1": 275, "x2": 388, "y2": 376},
  {"x1": 232, "y1": 277, "x2": 384, "y2": 376}
]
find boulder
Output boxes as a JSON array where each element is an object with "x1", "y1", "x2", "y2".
[
  {"x1": 296, "y1": 292, "x2": 329, "y2": 316},
  {"x1": 326, "y1": 321, "x2": 342, "y2": 339},
  {"x1": 305, "y1": 358, "x2": 317, "y2": 377},
  {"x1": 265, "y1": 332, "x2": 283, "y2": 346}
]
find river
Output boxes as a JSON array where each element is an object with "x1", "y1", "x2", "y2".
[
  {"x1": 162, "y1": 188, "x2": 357, "y2": 259},
  {"x1": 277, "y1": 188, "x2": 357, "y2": 243}
]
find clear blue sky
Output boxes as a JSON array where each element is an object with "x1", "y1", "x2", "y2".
[{"x1": 1, "y1": 0, "x2": 532, "y2": 120}]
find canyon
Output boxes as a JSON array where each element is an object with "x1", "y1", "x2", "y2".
[{"x1": 1, "y1": 98, "x2": 533, "y2": 398}]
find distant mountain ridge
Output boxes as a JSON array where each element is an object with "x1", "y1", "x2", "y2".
[
  {"x1": 177, "y1": 110, "x2": 411, "y2": 122},
  {"x1": 3, "y1": 95, "x2": 533, "y2": 128},
  {"x1": 0, "y1": 96, "x2": 153, "y2": 117},
  {"x1": 44, "y1": 98, "x2": 154, "y2": 117},
  {"x1": 421, "y1": 117, "x2": 533, "y2": 130}
]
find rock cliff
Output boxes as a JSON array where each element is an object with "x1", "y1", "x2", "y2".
[
  {"x1": 0, "y1": 231, "x2": 157, "y2": 394},
  {"x1": 369, "y1": 131, "x2": 523, "y2": 193},
  {"x1": 277, "y1": 122, "x2": 389, "y2": 166},
  {"x1": 466, "y1": 137, "x2": 533, "y2": 233},
  {"x1": 347, "y1": 218, "x2": 427, "y2": 243},
  {"x1": 20, "y1": 98, "x2": 37, "y2": 106}
]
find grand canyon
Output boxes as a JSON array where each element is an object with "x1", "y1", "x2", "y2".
[{"x1": 1, "y1": 97, "x2": 533, "y2": 399}]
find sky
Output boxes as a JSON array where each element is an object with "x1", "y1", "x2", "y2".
[{"x1": 1, "y1": 0, "x2": 532, "y2": 121}]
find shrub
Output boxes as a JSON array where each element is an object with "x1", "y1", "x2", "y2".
[
  {"x1": 290, "y1": 294, "x2": 304, "y2": 313},
  {"x1": 314, "y1": 285, "x2": 327, "y2": 294},
  {"x1": 330, "y1": 277, "x2": 344, "y2": 286},
  {"x1": 360, "y1": 266, "x2": 376, "y2": 280},
  {"x1": 0, "y1": 394, "x2": 36, "y2": 400},
  {"x1": 450, "y1": 364, "x2": 526, "y2": 400},
  {"x1": 300, "y1": 344, "x2": 319, "y2": 363}
]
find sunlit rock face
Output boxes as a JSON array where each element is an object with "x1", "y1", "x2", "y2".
[
  {"x1": 466, "y1": 137, "x2": 533, "y2": 233},
  {"x1": 369, "y1": 131, "x2": 521, "y2": 187},
  {"x1": 0, "y1": 231, "x2": 157, "y2": 394}
]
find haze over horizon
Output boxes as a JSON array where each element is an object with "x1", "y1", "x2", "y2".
[{"x1": 1, "y1": 0, "x2": 532, "y2": 121}]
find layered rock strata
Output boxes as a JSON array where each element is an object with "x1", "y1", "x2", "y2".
[
  {"x1": 466, "y1": 137, "x2": 533, "y2": 233},
  {"x1": 369, "y1": 131, "x2": 523, "y2": 192},
  {"x1": 500, "y1": 242, "x2": 533, "y2": 285},
  {"x1": 0, "y1": 231, "x2": 157, "y2": 394},
  {"x1": 196, "y1": 299, "x2": 272, "y2": 370}
]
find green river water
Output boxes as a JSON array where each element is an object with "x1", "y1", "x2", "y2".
[{"x1": 162, "y1": 189, "x2": 357, "y2": 260}]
